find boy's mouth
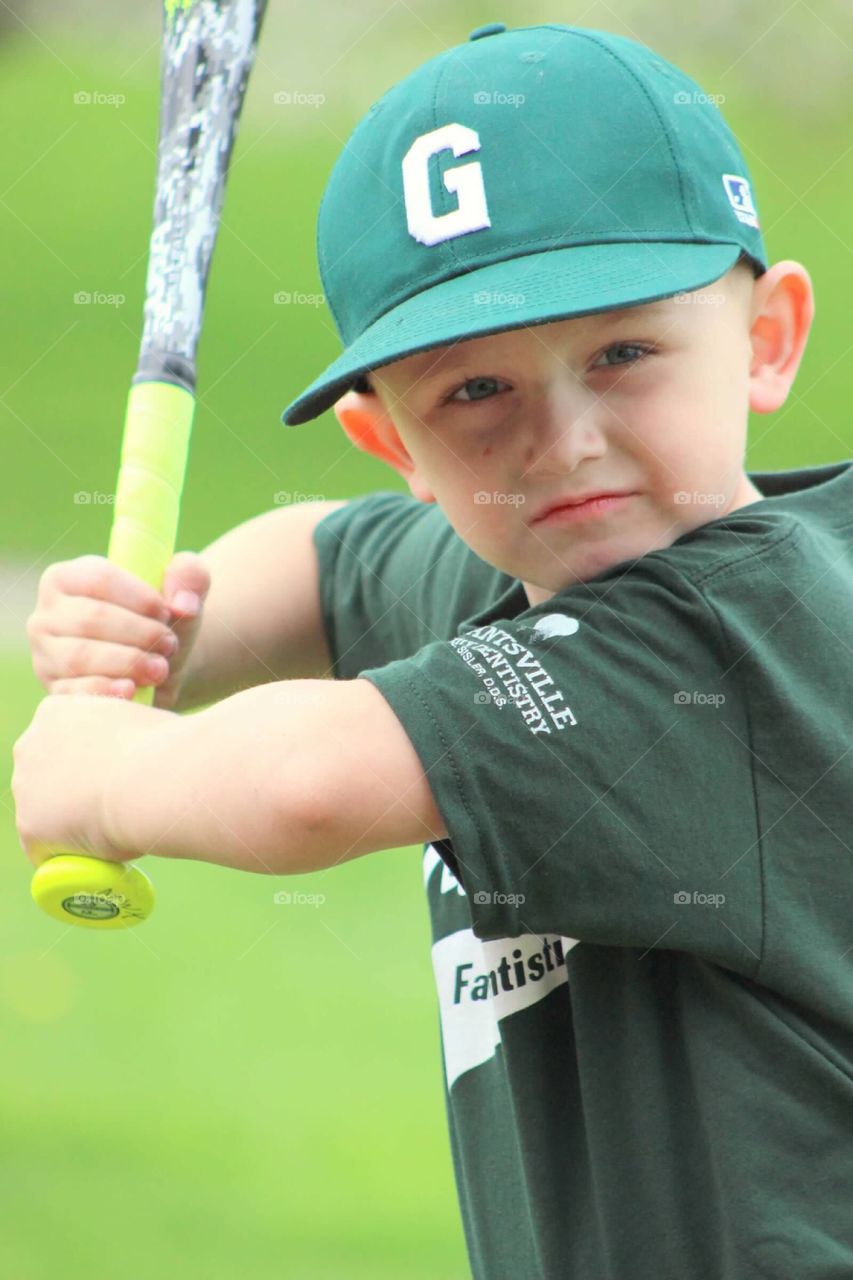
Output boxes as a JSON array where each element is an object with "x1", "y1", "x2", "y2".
[{"x1": 530, "y1": 490, "x2": 637, "y2": 526}]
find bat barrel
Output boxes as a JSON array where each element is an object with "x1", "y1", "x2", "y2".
[{"x1": 141, "y1": 0, "x2": 269, "y2": 370}]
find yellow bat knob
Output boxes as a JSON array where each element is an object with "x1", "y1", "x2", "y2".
[{"x1": 31, "y1": 855, "x2": 156, "y2": 929}]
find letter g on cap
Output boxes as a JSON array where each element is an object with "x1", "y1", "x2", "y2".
[{"x1": 402, "y1": 122, "x2": 492, "y2": 247}]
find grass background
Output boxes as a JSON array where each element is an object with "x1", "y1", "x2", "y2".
[{"x1": 1, "y1": 4, "x2": 851, "y2": 1277}]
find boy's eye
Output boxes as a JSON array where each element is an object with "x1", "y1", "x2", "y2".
[
  {"x1": 591, "y1": 342, "x2": 655, "y2": 370},
  {"x1": 442, "y1": 343, "x2": 655, "y2": 405},
  {"x1": 445, "y1": 376, "x2": 511, "y2": 404}
]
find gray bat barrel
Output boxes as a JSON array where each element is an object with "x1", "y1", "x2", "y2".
[{"x1": 136, "y1": 0, "x2": 269, "y2": 393}]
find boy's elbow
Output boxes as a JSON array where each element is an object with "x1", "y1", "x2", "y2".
[{"x1": 273, "y1": 774, "x2": 338, "y2": 876}]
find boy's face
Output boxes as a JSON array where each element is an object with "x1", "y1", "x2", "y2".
[{"x1": 335, "y1": 261, "x2": 809, "y2": 604}]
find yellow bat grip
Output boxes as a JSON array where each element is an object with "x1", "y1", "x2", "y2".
[
  {"x1": 108, "y1": 381, "x2": 196, "y2": 637},
  {"x1": 30, "y1": 381, "x2": 195, "y2": 929}
]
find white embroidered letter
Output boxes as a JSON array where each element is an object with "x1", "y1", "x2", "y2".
[{"x1": 402, "y1": 123, "x2": 491, "y2": 247}]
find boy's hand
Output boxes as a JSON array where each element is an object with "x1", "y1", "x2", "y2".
[
  {"x1": 12, "y1": 693, "x2": 176, "y2": 868},
  {"x1": 26, "y1": 551, "x2": 211, "y2": 710}
]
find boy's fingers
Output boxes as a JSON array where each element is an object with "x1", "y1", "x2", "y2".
[
  {"x1": 48, "y1": 636, "x2": 170, "y2": 687},
  {"x1": 34, "y1": 596, "x2": 177, "y2": 657},
  {"x1": 49, "y1": 676, "x2": 137, "y2": 699},
  {"x1": 44, "y1": 556, "x2": 171, "y2": 624},
  {"x1": 162, "y1": 552, "x2": 211, "y2": 619}
]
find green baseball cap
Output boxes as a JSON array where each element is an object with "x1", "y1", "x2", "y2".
[{"x1": 282, "y1": 22, "x2": 767, "y2": 427}]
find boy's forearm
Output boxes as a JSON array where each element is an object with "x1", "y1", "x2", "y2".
[{"x1": 106, "y1": 682, "x2": 329, "y2": 875}]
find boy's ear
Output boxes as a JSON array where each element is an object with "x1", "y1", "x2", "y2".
[
  {"x1": 334, "y1": 389, "x2": 436, "y2": 502},
  {"x1": 334, "y1": 388, "x2": 412, "y2": 473},
  {"x1": 747, "y1": 260, "x2": 815, "y2": 414}
]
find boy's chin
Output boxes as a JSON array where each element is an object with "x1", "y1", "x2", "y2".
[{"x1": 528, "y1": 532, "x2": 677, "y2": 594}]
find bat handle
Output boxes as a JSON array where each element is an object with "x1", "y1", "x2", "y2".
[{"x1": 30, "y1": 381, "x2": 195, "y2": 929}]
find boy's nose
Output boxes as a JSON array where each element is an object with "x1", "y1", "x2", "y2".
[{"x1": 524, "y1": 377, "x2": 607, "y2": 473}]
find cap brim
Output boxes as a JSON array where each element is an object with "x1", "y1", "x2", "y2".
[{"x1": 281, "y1": 241, "x2": 749, "y2": 426}]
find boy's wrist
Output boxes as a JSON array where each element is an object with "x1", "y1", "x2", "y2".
[{"x1": 102, "y1": 707, "x2": 187, "y2": 860}]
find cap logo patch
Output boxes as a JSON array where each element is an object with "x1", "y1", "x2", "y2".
[
  {"x1": 722, "y1": 173, "x2": 759, "y2": 229},
  {"x1": 402, "y1": 123, "x2": 492, "y2": 246}
]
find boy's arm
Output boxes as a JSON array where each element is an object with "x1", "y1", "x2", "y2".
[
  {"x1": 104, "y1": 677, "x2": 447, "y2": 873},
  {"x1": 165, "y1": 499, "x2": 348, "y2": 712}
]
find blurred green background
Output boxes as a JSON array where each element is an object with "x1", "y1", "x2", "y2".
[{"x1": 1, "y1": 2, "x2": 851, "y2": 1277}]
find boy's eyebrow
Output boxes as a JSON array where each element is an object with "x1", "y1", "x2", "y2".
[{"x1": 409, "y1": 298, "x2": 677, "y2": 382}]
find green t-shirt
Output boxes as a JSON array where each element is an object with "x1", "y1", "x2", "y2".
[{"x1": 313, "y1": 461, "x2": 853, "y2": 1280}]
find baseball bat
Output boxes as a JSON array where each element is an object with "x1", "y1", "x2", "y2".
[{"x1": 30, "y1": 0, "x2": 269, "y2": 929}]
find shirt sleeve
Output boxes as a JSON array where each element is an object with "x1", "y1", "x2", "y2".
[
  {"x1": 313, "y1": 490, "x2": 516, "y2": 679},
  {"x1": 358, "y1": 559, "x2": 764, "y2": 977}
]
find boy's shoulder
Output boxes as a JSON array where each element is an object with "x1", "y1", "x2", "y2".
[{"x1": 646, "y1": 459, "x2": 853, "y2": 591}]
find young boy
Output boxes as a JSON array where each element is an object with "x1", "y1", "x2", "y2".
[{"x1": 15, "y1": 22, "x2": 853, "y2": 1279}]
